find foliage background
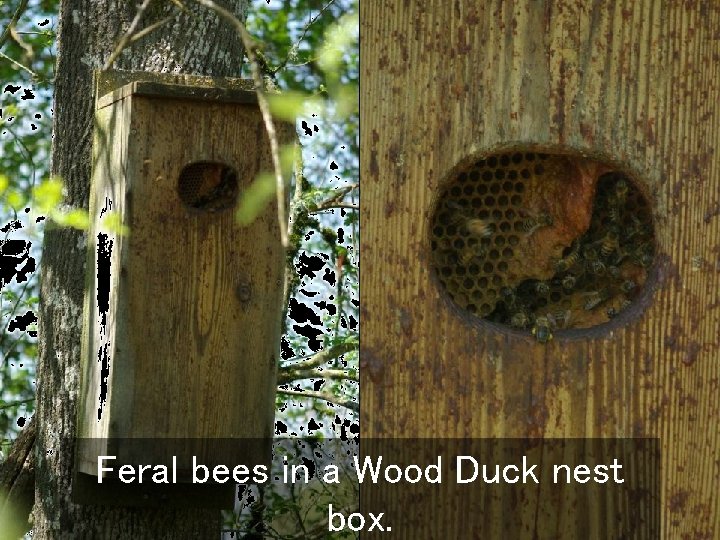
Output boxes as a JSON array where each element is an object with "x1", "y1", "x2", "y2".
[{"x1": 1, "y1": 0, "x2": 358, "y2": 535}]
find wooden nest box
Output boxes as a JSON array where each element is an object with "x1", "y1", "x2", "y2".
[{"x1": 75, "y1": 72, "x2": 295, "y2": 489}]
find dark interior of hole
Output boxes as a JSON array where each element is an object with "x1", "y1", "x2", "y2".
[
  {"x1": 430, "y1": 154, "x2": 656, "y2": 337},
  {"x1": 177, "y1": 162, "x2": 239, "y2": 211}
]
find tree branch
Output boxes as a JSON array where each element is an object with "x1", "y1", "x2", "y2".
[
  {"x1": 310, "y1": 202, "x2": 359, "y2": 213},
  {"x1": 0, "y1": 415, "x2": 35, "y2": 536},
  {"x1": 279, "y1": 340, "x2": 357, "y2": 372},
  {"x1": 281, "y1": 142, "x2": 307, "y2": 332},
  {"x1": 277, "y1": 368, "x2": 357, "y2": 385},
  {"x1": 273, "y1": 0, "x2": 337, "y2": 74},
  {"x1": 277, "y1": 389, "x2": 358, "y2": 413},
  {"x1": 0, "y1": 0, "x2": 29, "y2": 50}
]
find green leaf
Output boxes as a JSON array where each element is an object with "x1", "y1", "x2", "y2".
[
  {"x1": 317, "y1": 13, "x2": 359, "y2": 76},
  {"x1": 280, "y1": 144, "x2": 296, "y2": 177},
  {"x1": 101, "y1": 211, "x2": 130, "y2": 236},
  {"x1": 334, "y1": 83, "x2": 359, "y2": 118},
  {"x1": 32, "y1": 176, "x2": 64, "y2": 214},
  {"x1": 5, "y1": 189, "x2": 25, "y2": 211},
  {"x1": 267, "y1": 91, "x2": 306, "y2": 121},
  {"x1": 236, "y1": 173, "x2": 276, "y2": 226},
  {"x1": 0, "y1": 174, "x2": 8, "y2": 194},
  {"x1": 267, "y1": 92, "x2": 324, "y2": 122},
  {"x1": 52, "y1": 208, "x2": 90, "y2": 230}
]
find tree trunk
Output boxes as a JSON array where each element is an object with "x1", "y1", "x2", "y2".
[{"x1": 36, "y1": 1, "x2": 248, "y2": 537}]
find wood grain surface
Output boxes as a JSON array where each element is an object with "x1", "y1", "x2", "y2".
[
  {"x1": 361, "y1": 1, "x2": 720, "y2": 537},
  {"x1": 77, "y1": 80, "x2": 294, "y2": 475}
]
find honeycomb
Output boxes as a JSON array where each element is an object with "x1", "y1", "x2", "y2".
[
  {"x1": 429, "y1": 151, "x2": 655, "y2": 340},
  {"x1": 177, "y1": 161, "x2": 239, "y2": 211}
]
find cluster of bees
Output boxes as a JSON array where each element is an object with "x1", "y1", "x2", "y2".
[{"x1": 430, "y1": 152, "x2": 655, "y2": 343}]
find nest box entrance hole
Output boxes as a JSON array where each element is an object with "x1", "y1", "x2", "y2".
[
  {"x1": 429, "y1": 150, "x2": 656, "y2": 341},
  {"x1": 177, "y1": 161, "x2": 239, "y2": 211}
]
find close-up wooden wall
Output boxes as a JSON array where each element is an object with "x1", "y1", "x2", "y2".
[{"x1": 361, "y1": 1, "x2": 720, "y2": 537}]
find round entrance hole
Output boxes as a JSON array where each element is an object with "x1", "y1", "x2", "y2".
[
  {"x1": 177, "y1": 161, "x2": 239, "y2": 211},
  {"x1": 429, "y1": 151, "x2": 655, "y2": 340}
]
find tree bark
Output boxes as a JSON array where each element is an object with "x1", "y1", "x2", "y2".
[{"x1": 36, "y1": 1, "x2": 248, "y2": 537}]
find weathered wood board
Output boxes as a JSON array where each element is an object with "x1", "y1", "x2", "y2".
[
  {"x1": 361, "y1": 1, "x2": 720, "y2": 537},
  {"x1": 76, "y1": 74, "x2": 295, "y2": 479}
]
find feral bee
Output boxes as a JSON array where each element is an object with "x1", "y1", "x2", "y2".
[
  {"x1": 631, "y1": 243, "x2": 654, "y2": 268},
  {"x1": 620, "y1": 299, "x2": 632, "y2": 310},
  {"x1": 435, "y1": 238, "x2": 459, "y2": 265},
  {"x1": 615, "y1": 179, "x2": 629, "y2": 204},
  {"x1": 607, "y1": 203, "x2": 622, "y2": 223},
  {"x1": 627, "y1": 215, "x2": 646, "y2": 239},
  {"x1": 522, "y1": 212, "x2": 553, "y2": 236},
  {"x1": 606, "y1": 306, "x2": 618, "y2": 318},
  {"x1": 599, "y1": 229, "x2": 619, "y2": 258},
  {"x1": 547, "y1": 309, "x2": 571, "y2": 329},
  {"x1": 532, "y1": 315, "x2": 553, "y2": 343},
  {"x1": 555, "y1": 242, "x2": 581, "y2": 272},
  {"x1": 607, "y1": 265, "x2": 620, "y2": 279},
  {"x1": 445, "y1": 199, "x2": 465, "y2": 212},
  {"x1": 620, "y1": 280, "x2": 636, "y2": 293},
  {"x1": 589, "y1": 260, "x2": 606, "y2": 275},
  {"x1": 464, "y1": 217, "x2": 495, "y2": 239},
  {"x1": 582, "y1": 288, "x2": 610, "y2": 311},
  {"x1": 446, "y1": 201, "x2": 495, "y2": 238},
  {"x1": 561, "y1": 274, "x2": 577, "y2": 290},
  {"x1": 458, "y1": 244, "x2": 487, "y2": 266},
  {"x1": 637, "y1": 253, "x2": 653, "y2": 268},
  {"x1": 612, "y1": 247, "x2": 630, "y2": 266},
  {"x1": 535, "y1": 281, "x2": 550, "y2": 296},
  {"x1": 500, "y1": 286, "x2": 518, "y2": 309},
  {"x1": 510, "y1": 311, "x2": 530, "y2": 329},
  {"x1": 446, "y1": 201, "x2": 495, "y2": 239},
  {"x1": 583, "y1": 245, "x2": 599, "y2": 261}
]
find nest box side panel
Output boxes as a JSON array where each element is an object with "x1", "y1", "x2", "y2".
[
  {"x1": 118, "y1": 96, "x2": 286, "y2": 449},
  {"x1": 77, "y1": 95, "x2": 133, "y2": 474},
  {"x1": 362, "y1": 1, "x2": 720, "y2": 537}
]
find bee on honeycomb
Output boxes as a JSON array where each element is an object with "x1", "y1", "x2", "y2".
[{"x1": 431, "y1": 153, "x2": 655, "y2": 341}]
